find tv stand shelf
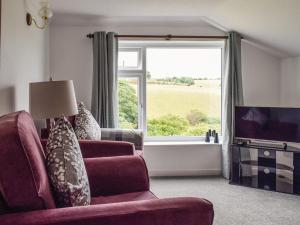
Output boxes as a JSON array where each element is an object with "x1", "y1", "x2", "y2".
[{"x1": 230, "y1": 143, "x2": 300, "y2": 195}]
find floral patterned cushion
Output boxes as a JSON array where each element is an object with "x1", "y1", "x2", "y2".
[
  {"x1": 45, "y1": 117, "x2": 91, "y2": 207},
  {"x1": 74, "y1": 102, "x2": 101, "y2": 140}
]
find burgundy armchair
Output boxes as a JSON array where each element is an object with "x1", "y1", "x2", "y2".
[{"x1": 0, "y1": 111, "x2": 214, "y2": 225}]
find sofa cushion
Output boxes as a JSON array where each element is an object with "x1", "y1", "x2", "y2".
[
  {"x1": 101, "y1": 128, "x2": 144, "y2": 151},
  {"x1": 46, "y1": 117, "x2": 91, "y2": 207},
  {"x1": 0, "y1": 111, "x2": 56, "y2": 212},
  {"x1": 91, "y1": 191, "x2": 157, "y2": 205},
  {"x1": 75, "y1": 102, "x2": 101, "y2": 140}
]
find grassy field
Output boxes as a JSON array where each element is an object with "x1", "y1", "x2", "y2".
[
  {"x1": 147, "y1": 80, "x2": 221, "y2": 119},
  {"x1": 120, "y1": 79, "x2": 221, "y2": 135}
]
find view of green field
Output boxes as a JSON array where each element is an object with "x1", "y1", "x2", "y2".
[
  {"x1": 118, "y1": 78, "x2": 221, "y2": 136},
  {"x1": 147, "y1": 80, "x2": 221, "y2": 119}
]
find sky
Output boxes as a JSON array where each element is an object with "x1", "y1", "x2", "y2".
[{"x1": 119, "y1": 48, "x2": 222, "y2": 79}]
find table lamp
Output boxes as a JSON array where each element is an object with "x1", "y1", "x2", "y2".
[{"x1": 29, "y1": 79, "x2": 78, "y2": 131}]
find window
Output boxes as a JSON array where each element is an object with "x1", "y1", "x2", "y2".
[
  {"x1": 118, "y1": 41, "x2": 223, "y2": 140},
  {"x1": 118, "y1": 47, "x2": 143, "y2": 130},
  {"x1": 118, "y1": 48, "x2": 142, "y2": 69}
]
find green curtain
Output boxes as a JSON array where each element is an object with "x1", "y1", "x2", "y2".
[
  {"x1": 91, "y1": 32, "x2": 118, "y2": 128},
  {"x1": 222, "y1": 31, "x2": 244, "y2": 179}
]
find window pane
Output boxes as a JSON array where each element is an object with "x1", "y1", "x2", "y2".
[
  {"x1": 118, "y1": 51, "x2": 139, "y2": 68},
  {"x1": 118, "y1": 78, "x2": 139, "y2": 129},
  {"x1": 146, "y1": 48, "x2": 221, "y2": 137}
]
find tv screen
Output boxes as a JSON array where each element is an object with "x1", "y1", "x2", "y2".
[{"x1": 235, "y1": 106, "x2": 300, "y2": 143}]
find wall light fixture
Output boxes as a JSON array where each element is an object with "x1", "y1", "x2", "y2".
[{"x1": 26, "y1": 2, "x2": 53, "y2": 29}]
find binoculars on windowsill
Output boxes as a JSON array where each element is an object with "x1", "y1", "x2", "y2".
[{"x1": 205, "y1": 129, "x2": 219, "y2": 143}]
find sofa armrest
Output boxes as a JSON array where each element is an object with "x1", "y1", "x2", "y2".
[
  {"x1": 84, "y1": 155, "x2": 149, "y2": 196},
  {"x1": 40, "y1": 139, "x2": 135, "y2": 158},
  {"x1": 101, "y1": 128, "x2": 144, "y2": 151},
  {"x1": 79, "y1": 140, "x2": 135, "y2": 158},
  {"x1": 0, "y1": 197, "x2": 214, "y2": 225}
]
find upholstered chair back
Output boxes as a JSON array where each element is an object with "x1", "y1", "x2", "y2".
[{"x1": 0, "y1": 111, "x2": 56, "y2": 214}]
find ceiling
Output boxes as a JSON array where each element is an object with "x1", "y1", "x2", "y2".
[{"x1": 50, "y1": 0, "x2": 300, "y2": 57}]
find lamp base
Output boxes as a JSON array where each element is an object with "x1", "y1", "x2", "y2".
[{"x1": 46, "y1": 118, "x2": 55, "y2": 132}]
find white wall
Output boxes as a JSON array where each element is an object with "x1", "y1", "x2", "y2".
[
  {"x1": 241, "y1": 41, "x2": 281, "y2": 106},
  {"x1": 50, "y1": 26, "x2": 94, "y2": 109},
  {"x1": 50, "y1": 24, "x2": 282, "y2": 176},
  {"x1": 280, "y1": 57, "x2": 300, "y2": 106},
  {"x1": 145, "y1": 142, "x2": 221, "y2": 176},
  {"x1": 0, "y1": 0, "x2": 49, "y2": 116}
]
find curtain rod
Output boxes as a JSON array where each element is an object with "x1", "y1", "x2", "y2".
[{"x1": 86, "y1": 34, "x2": 240, "y2": 40}]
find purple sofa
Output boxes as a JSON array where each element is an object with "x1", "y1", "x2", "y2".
[
  {"x1": 41, "y1": 115, "x2": 144, "y2": 155},
  {"x1": 0, "y1": 111, "x2": 214, "y2": 225},
  {"x1": 40, "y1": 139, "x2": 136, "y2": 158}
]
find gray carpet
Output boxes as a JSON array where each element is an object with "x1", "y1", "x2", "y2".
[{"x1": 150, "y1": 177, "x2": 300, "y2": 225}]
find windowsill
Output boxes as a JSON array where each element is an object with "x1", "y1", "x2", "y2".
[{"x1": 144, "y1": 141, "x2": 222, "y2": 146}]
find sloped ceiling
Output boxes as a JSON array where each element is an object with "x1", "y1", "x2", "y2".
[{"x1": 51, "y1": 0, "x2": 300, "y2": 57}]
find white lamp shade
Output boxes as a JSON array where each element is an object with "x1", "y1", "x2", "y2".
[
  {"x1": 39, "y1": 2, "x2": 53, "y2": 18},
  {"x1": 39, "y1": 6, "x2": 53, "y2": 19},
  {"x1": 30, "y1": 80, "x2": 78, "y2": 119}
]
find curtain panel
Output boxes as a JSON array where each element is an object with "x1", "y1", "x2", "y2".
[
  {"x1": 91, "y1": 32, "x2": 118, "y2": 128},
  {"x1": 222, "y1": 31, "x2": 244, "y2": 179}
]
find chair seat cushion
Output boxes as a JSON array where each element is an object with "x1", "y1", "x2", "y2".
[{"x1": 91, "y1": 191, "x2": 157, "y2": 205}]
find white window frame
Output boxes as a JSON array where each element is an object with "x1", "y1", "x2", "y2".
[
  {"x1": 118, "y1": 47, "x2": 144, "y2": 130},
  {"x1": 118, "y1": 41, "x2": 225, "y2": 142},
  {"x1": 118, "y1": 48, "x2": 142, "y2": 70}
]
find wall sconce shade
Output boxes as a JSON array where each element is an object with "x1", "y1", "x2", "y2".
[
  {"x1": 38, "y1": 2, "x2": 53, "y2": 18},
  {"x1": 30, "y1": 80, "x2": 78, "y2": 119},
  {"x1": 26, "y1": 2, "x2": 53, "y2": 29}
]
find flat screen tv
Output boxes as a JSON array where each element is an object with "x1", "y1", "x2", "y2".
[{"x1": 235, "y1": 106, "x2": 300, "y2": 143}]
